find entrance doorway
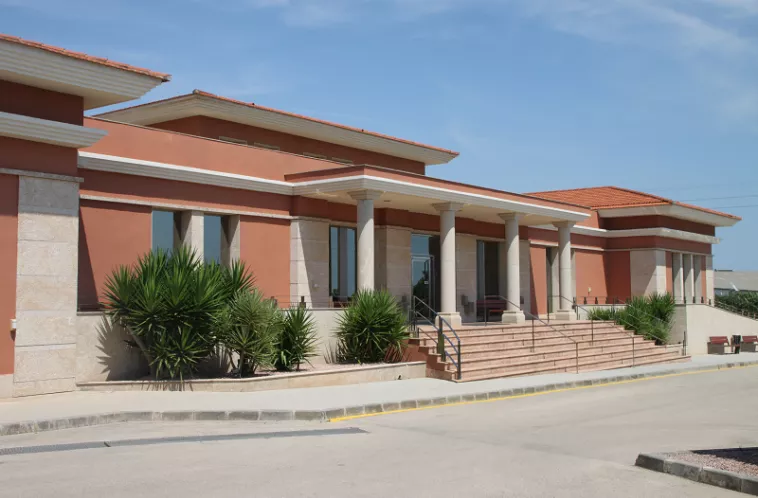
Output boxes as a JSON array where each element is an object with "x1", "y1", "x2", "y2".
[{"x1": 411, "y1": 234, "x2": 440, "y2": 317}]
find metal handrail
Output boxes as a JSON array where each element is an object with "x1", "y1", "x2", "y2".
[
  {"x1": 559, "y1": 296, "x2": 674, "y2": 366},
  {"x1": 410, "y1": 296, "x2": 462, "y2": 380},
  {"x1": 484, "y1": 295, "x2": 580, "y2": 373},
  {"x1": 711, "y1": 299, "x2": 758, "y2": 320}
]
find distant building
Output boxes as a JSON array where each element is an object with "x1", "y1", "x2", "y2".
[{"x1": 714, "y1": 271, "x2": 758, "y2": 296}]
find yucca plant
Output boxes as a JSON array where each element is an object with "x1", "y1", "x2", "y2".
[
  {"x1": 275, "y1": 306, "x2": 318, "y2": 372},
  {"x1": 336, "y1": 290, "x2": 409, "y2": 364},
  {"x1": 616, "y1": 294, "x2": 672, "y2": 344},
  {"x1": 586, "y1": 308, "x2": 619, "y2": 321},
  {"x1": 102, "y1": 247, "x2": 255, "y2": 380},
  {"x1": 216, "y1": 290, "x2": 280, "y2": 377}
]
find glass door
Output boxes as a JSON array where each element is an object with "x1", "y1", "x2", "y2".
[{"x1": 412, "y1": 255, "x2": 435, "y2": 319}]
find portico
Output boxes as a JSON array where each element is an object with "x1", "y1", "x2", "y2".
[{"x1": 286, "y1": 165, "x2": 588, "y2": 324}]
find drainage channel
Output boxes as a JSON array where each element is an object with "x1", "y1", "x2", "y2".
[{"x1": 0, "y1": 427, "x2": 367, "y2": 456}]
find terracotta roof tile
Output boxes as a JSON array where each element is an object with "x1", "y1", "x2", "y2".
[
  {"x1": 528, "y1": 186, "x2": 740, "y2": 221},
  {"x1": 99, "y1": 90, "x2": 459, "y2": 158},
  {"x1": 0, "y1": 33, "x2": 170, "y2": 81}
]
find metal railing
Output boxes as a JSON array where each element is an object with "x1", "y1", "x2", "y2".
[
  {"x1": 559, "y1": 295, "x2": 680, "y2": 365},
  {"x1": 482, "y1": 295, "x2": 581, "y2": 373},
  {"x1": 409, "y1": 296, "x2": 462, "y2": 380},
  {"x1": 711, "y1": 299, "x2": 758, "y2": 320}
]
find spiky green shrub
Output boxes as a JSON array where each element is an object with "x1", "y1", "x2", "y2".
[
  {"x1": 216, "y1": 290, "x2": 281, "y2": 377},
  {"x1": 717, "y1": 292, "x2": 758, "y2": 316},
  {"x1": 336, "y1": 290, "x2": 409, "y2": 364},
  {"x1": 616, "y1": 293, "x2": 672, "y2": 344},
  {"x1": 102, "y1": 247, "x2": 255, "y2": 380},
  {"x1": 586, "y1": 308, "x2": 619, "y2": 321},
  {"x1": 275, "y1": 306, "x2": 318, "y2": 372}
]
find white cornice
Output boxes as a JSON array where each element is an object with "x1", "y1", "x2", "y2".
[
  {"x1": 96, "y1": 94, "x2": 458, "y2": 165},
  {"x1": 596, "y1": 204, "x2": 738, "y2": 228},
  {"x1": 535, "y1": 223, "x2": 720, "y2": 244},
  {"x1": 76, "y1": 153, "x2": 589, "y2": 223},
  {"x1": 0, "y1": 112, "x2": 106, "y2": 148},
  {"x1": 78, "y1": 152, "x2": 293, "y2": 195},
  {"x1": 0, "y1": 39, "x2": 166, "y2": 109},
  {"x1": 293, "y1": 175, "x2": 589, "y2": 222}
]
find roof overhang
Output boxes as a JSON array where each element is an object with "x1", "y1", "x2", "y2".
[
  {"x1": 0, "y1": 38, "x2": 168, "y2": 109},
  {"x1": 78, "y1": 152, "x2": 588, "y2": 226},
  {"x1": 95, "y1": 93, "x2": 459, "y2": 165},
  {"x1": 0, "y1": 111, "x2": 106, "y2": 148},
  {"x1": 536, "y1": 224, "x2": 720, "y2": 245},
  {"x1": 597, "y1": 204, "x2": 739, "y2": 228}
]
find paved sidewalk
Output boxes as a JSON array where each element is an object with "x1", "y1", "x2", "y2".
[{"x1": 1, "y1": 353, "x2": 757, "y2": 436}]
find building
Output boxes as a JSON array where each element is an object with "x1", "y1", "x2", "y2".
[
  {"x1": 0, "y1": 34, "x2": 741, "y2": 397},
  {"x1": 714, "y1": 270, "x2": 758, "y2": 296}
]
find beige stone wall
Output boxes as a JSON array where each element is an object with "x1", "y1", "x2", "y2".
[
  {"x1": 75, "y1": 312, "x2": 148, "y2": 383},
  {"x1": 309, "y1": 308, "x2": 343, "y2": 364},
  {"x1": 375, "y1": 226, "x2": 412, "y2": 302},
  {"x1": 673, "y1": 304, "x2": 758, "y2": 355},
  {"x1": 456, "y1": 234, "x2": 477, "y2": 322},
  {"x1": 13, "y1": 176, "x2": 80, "y2": 397},
  {"x1": 0, "y1": 374, "x2": 12, "y2": 399},
  {"x1": 290, "y1": 218, "x2": 330, "y2": 307},
  {"x1": 705, "y1": 255, "x2": 715, "y2": 304},
  {"x1": 630, "y1": 249, "x2": 667, "y2": 297}
]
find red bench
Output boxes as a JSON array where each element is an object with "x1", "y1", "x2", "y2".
[
  {"x1": 708, "y1": 336, "x2": 730, "y2": 355},
  {"x1": 743, "y1": 335, "x2": 758, "y2": 352}
]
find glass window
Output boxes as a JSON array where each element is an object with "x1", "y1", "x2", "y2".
[
  {"x1": 204, "y1": 215, "x2": 223, "y2": 264},
  {"x1": 329, "y1": 226, "x2": 356, "y2": 304},
  {"x1": 476, "y1": 241, "x2": 500, "y2": 300},
  {"x1": 152, "y1": 210, "x2": 180, "y2": 253}
]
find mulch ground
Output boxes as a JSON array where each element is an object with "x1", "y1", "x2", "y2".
[{"x1": 668, "y1": 448, "x2": 758, "y2": 477}]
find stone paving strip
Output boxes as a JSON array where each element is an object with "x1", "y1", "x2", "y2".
[
  {"x1": 2, "y1": 355, "x2": 757, "y2": 437},
  {"x1": 636, "y1": 452, "x2": 758, "y2": 496}
]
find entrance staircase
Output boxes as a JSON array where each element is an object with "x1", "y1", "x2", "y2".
[{"x1": 407, "y1": 321, "x2": 689, "y2": 382}]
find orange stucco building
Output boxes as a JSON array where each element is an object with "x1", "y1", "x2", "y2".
[{"x1": 0, "y1": 34, "x2": 740, "y2": 397}]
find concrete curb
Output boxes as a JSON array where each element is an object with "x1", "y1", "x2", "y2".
[
  {"x1": 635, "y1": 452, "x2": 758, "y2": 496},
  {"x1": 2, "y1": 358, "x2": 757, "y2": 437}
]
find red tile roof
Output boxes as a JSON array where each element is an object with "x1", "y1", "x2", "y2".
[
  {"x1": 528, "y1": 186, "x2": 741, "y2": 221},
  {"x1": 100, "y1": 90, "x2": 459, "y2": 158},
  {"x1": 0, "y1": 33, "x2": 170, "y2": 81}
]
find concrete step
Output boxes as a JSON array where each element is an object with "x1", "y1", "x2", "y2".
[
  {"x1": 458, "y1": 341, "x2": 659, "y2": 363},
  {"x1": 453, "y1": 349, "x2": 685, "y2": 379},
  {"x1": 453, "y1": 335, "x2": 650, "y2": 354},
  {"x1": 457, "y1": 354, "x2": 690, "y2": 382},
  {"x1": 414, "y1": 330, "x2": 646, "y2": 348}
]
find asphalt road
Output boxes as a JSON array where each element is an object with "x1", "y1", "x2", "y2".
[{"x1": 1, "y1": 367, "x2": 756, "y2": 497}]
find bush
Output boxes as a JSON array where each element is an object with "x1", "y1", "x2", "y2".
[
  {"x1": 586, "y1": 308, "x2": 619, "y2": 321},
  {"x1": 275, "y1": 306, "x2": 318, "y2": 372},
  {"x1": 717, "y1": 292, "x2": 758, "y2": 315},
  {"x1": 598, "y1": 293, "x2": 672, "y2": 345},
  {"x1": 216, "y1": 290, "x2": 281, "y2": 377},
  {"x1": 102, "y1": 247, "x2": 255, "y2": 380},
  {"x1": 336, "y1": 290, "x2": 409, "y2": 364}
]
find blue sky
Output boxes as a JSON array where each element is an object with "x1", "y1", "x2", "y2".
[{"x1": 3, "y1": 0, "x2": 758, "y2": 269}]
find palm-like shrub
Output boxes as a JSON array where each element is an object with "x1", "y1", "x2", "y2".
[
  {"x1": 586, "y1": 308, "x2": 619, "y2": 321},
  {"x1": 215, "y1": 290, "x2": 280, "y2": 377},
  {"x1": 616, "y1": 294, "x2": 672, "y2": 344},
  {"x1": 336, "y1": 290, "x2": 409, "y2": 364},
  {"x1": 102, "y1": 247, "x2": 254, "y2": 380},
  {"x1": 275, "y1": 306, "x2": 318, "y2": 372}
]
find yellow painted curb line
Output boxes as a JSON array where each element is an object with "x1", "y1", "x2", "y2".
[{"x1": 330, "y1": 363, "x2": 758, "y2": 423}]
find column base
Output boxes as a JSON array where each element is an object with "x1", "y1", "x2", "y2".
[
  {"x1": 554, "y1": 309, "x2": 577, "y2": 321},
  {"x1": 437, "y1": 312, "x2": 462, "y2": 329},
  {"x1": 501, "y1": 310, "x2": 526, "y2": 324}
]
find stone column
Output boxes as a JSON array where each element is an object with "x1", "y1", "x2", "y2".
[
  {"x1": 672, "y1": 252, "x2": 684, "y2": 304},
  {"x1": 554, "y1": 222, "x2": 575, "y2": 321},
  {"x1": 435, "y1": 203, "x2": 464, "y2": 327},
  {"x1": 13, "y1": 176, "x2": 80, "y2": 396},
  {"x1": 349, "y1": 190, "x2": 381, "y2": 291},
  {"x1": 180, "y1": 211, "x2": 204, "y2": 260},
  {"x1": 683, "y1": 253, "x2": 695, "y2": 304},
  {"x1": 694, "y1": 255, "x2": 703, "y2": 303},
  {"x1": 500, "y1": 213, "x2": 525, "y2": 323},
  {"x1": 705, "y1": 255, "x2": 715, "y2": 305},
  {"x1": 519, "y1": 240, "x2": 532, "y2": 316},
  {"x1": 221, "y1": 215, "x2": 241, "y2": 267}
]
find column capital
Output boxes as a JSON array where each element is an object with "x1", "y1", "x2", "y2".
[
  {"x1": 433, "y1": 202, "x2": 465, "y2": 213},
  {"x1": 553, "y1": 221, "x2": 575, "y2": 230},
  {"x1": 348, "y1": 189, "x2": 383, "y2": 201},
  {"x1": 499, "y1": 213, "x2": 523, "y2": 223}
]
